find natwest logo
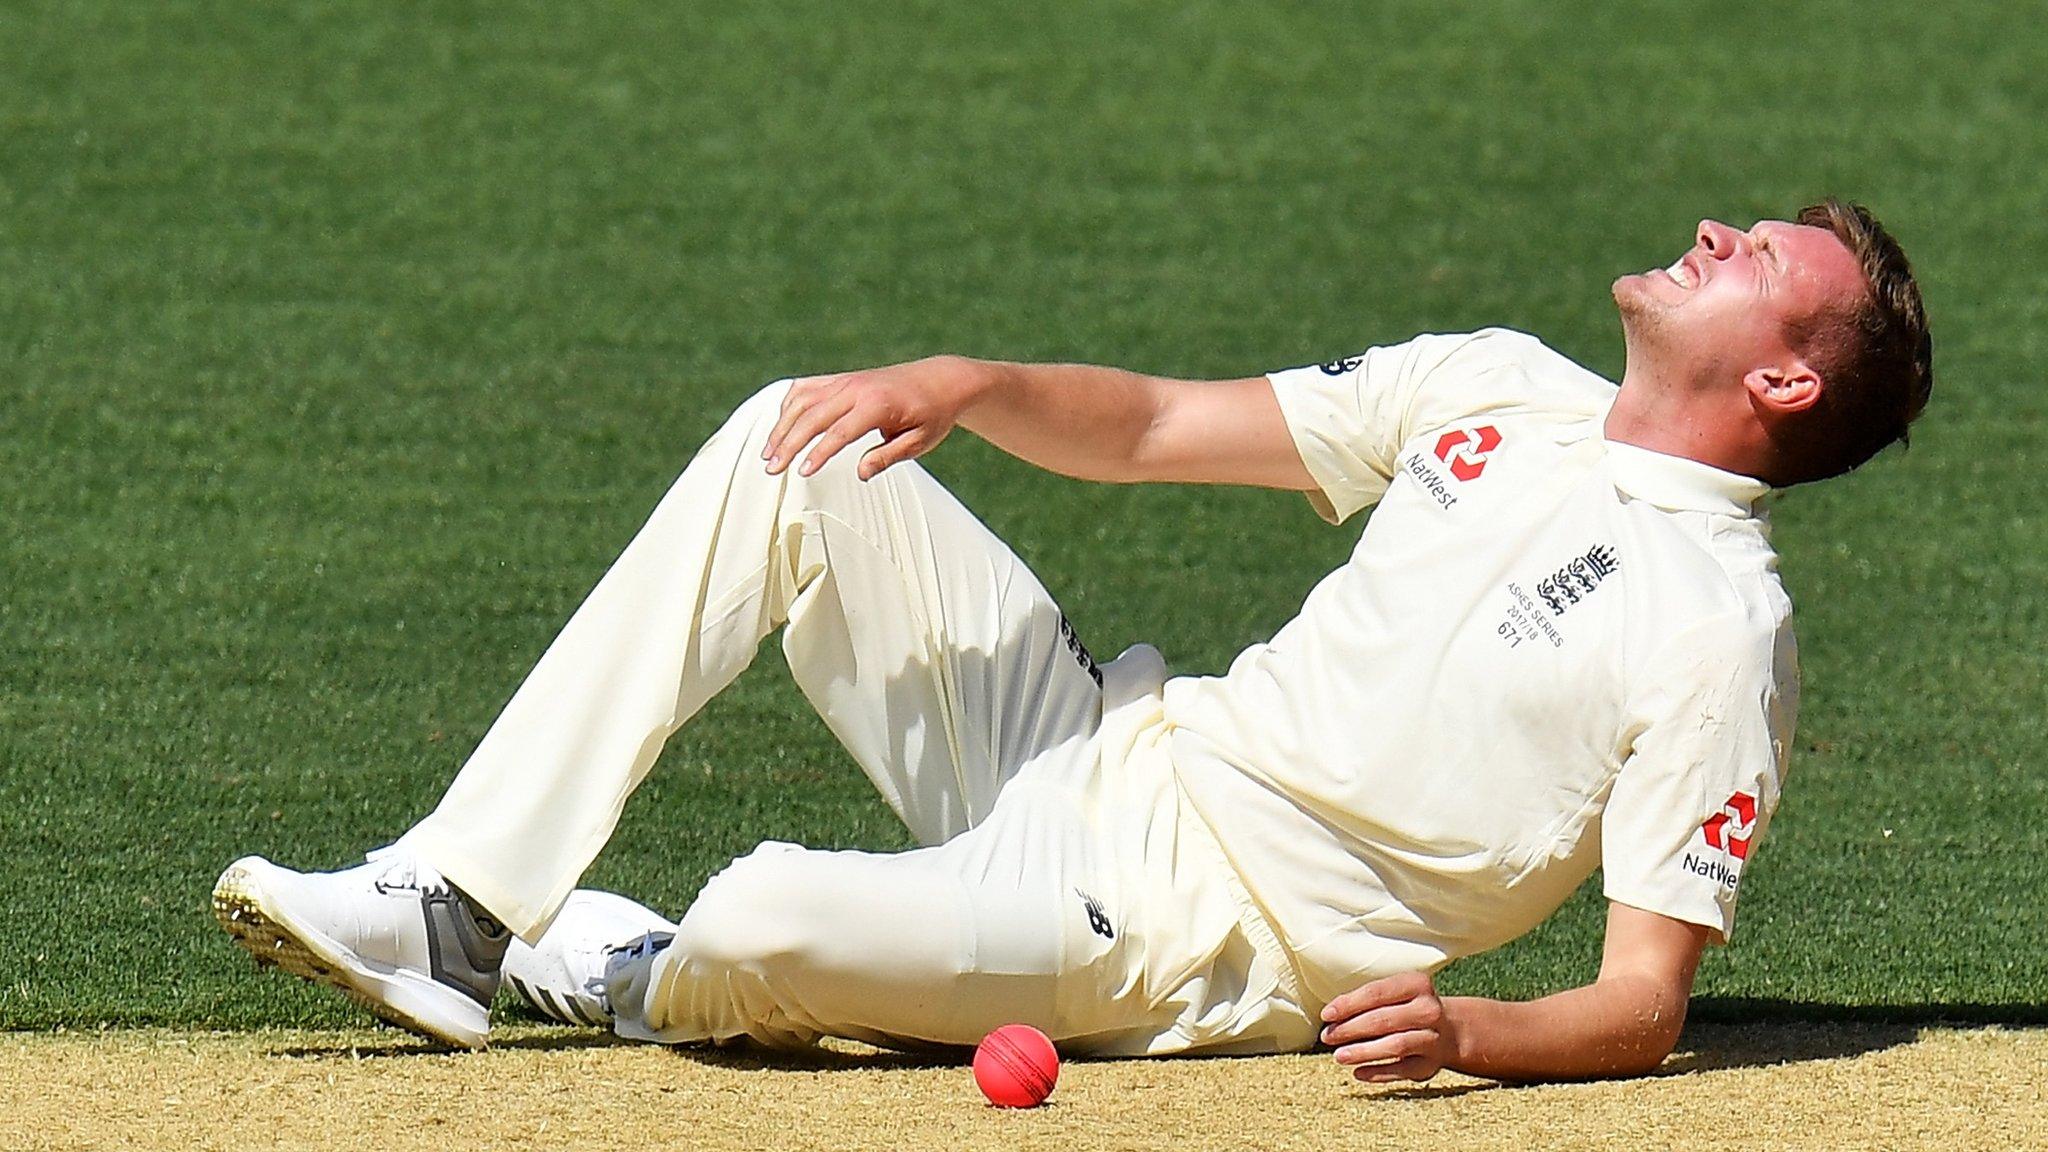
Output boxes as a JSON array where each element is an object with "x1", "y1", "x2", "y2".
[
  {"x1": 1434, "y1": 425, "x2": 1502, "y2": 481},
  {"x1": 1701, "y1": 791, "x2": 1758, "y2": 860}
]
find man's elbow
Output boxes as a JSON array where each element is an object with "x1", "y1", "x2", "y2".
[
  {"x1": 1611, "y1": 1034, "x2": 1681, "y2": 1079},
  {"x1": 1611, "y1": 990, "x2": 1690, "y2": 1078}
]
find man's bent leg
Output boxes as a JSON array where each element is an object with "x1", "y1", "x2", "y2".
[
  {"x1": 608, "y1": 771, "x2": 1109, "y2": 1051},
  {"x1": 611, "y1": 843, "x2": 1062, "y2": 1049},
  {"x1": 402, "y1": 380, "x2": 1104, "y2": 939},
  {"x1": 604, "y1": 734, "x2": 1318, "y2": 1056}
]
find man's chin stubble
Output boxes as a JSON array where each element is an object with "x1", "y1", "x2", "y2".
[{"x1": 1613, "y1": 279, "x2": 1671, "y2": 341}]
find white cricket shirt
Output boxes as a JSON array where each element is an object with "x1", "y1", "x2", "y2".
[{"x1": 1162, "y1": 329, "x2": 1797, "y2": 1004}]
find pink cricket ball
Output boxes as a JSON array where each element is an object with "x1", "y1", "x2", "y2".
[{"x1": 973, "y1": 1023, "x2": 1059, "y2": 1108}]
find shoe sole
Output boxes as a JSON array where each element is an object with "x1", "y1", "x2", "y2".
[{"x1": 212, "y1": 858, "x2": 490, "y2": 1048}]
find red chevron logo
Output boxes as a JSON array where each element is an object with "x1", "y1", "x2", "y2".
[
  {"x1": 1701, "y1": 791, "x2": 1759, "y2": 861},
  {"x1": 1433, "y1": 425, "x2": 1502, "y2": 481}
]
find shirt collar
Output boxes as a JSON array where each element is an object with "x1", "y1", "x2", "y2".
[{"x1": 1601, "y1": 438, "x2": 1774, "y2": 518}]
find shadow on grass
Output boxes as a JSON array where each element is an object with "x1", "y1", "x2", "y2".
[
  {"x1": 271, "y1": 1027, "x2": 633, "y2": 1060},
  {"x1": 1685, "y1": 997, "x2": 2048, "y2": 1028},
  {"x1": 1664, "y1": 997, "x2": 2048, "y2": 1074},
  {"x1": 669, "y1": 1041, "x2": 965, "y2": 1073},
  {"x1": 268, "y1": 1023, "x2": 966, "y2": 1067},
  {"x1": 269, "y1": 997, "x2": 2046, "y2": 1078}
]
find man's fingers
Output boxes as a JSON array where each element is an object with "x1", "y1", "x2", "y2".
[
  {"x1": 1319, "y1": 996, "x2": 1441, "y2": 1047},
  {"x1": 856, "y1": 428, "x2": 933, "y2": 481},
  {"x1": 802, "y1": 405, "x2": 894, "y2": 477},
  {"x1": 1351, "y1": 1055, "x2": 1439, "y2": 1084},
  {"x1": 1322, "y1": 972, "x2": 1432, "y2": 1023},
  {"x1": 765, "y1": 377, "x2": 830, "y2": 465},
  {"x1": 767, "y1": 391, "x2": 855, "y2": 475},
  {"x1": 1332, "y1": 1028, "x2": 1438, "y2": 1068}
]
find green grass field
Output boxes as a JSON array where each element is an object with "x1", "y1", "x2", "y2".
[{"x1": 2, "y1": 0, "x2": 2043, "y2": 1032}]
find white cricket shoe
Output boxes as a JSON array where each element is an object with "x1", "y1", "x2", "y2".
[
  {"x1": 503, "y1": 889, "x2": 676, "y2": 1028},
  {"x1": 212, "y1": 854, "x2": 510, "y2": 1048}
]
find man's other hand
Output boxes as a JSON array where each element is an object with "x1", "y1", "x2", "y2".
[{"x1": 1319, "y1": 971, "x2": 1458, "y2": 1083}]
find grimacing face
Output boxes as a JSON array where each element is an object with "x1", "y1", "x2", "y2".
[{"x1": 1613, "y1": 218, "x2": 1866, "y2": 393}]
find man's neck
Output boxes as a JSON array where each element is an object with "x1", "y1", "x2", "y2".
[{"x1": 1604, "y1": 376, "x2": 1764, "y2": 478}]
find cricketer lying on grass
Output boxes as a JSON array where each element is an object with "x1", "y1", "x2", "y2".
[{"x1": 214, "y1": 199, "x2": 1932, "y2": 1084}]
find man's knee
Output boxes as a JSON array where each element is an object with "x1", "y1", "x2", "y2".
[
  {"x1": 714, "y1": 378, "x2": 879, "y2": 494},
  {"x1": 720, "y1": 378, "x2": 797, "y2": 450},
  {"x1": 674, "y1": 844, "x2": 838, "y2": 972}
]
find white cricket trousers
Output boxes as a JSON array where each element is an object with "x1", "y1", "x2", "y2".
[{"x1": 400, "y1": 381, "x2": 1315, "y2": 1056}]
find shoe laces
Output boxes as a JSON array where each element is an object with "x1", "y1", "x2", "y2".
[
  {"x1": 372, "y1": 857, "x2": 453, "y2": 900},
  {"x1": 591, "y1": 930, "x2": 675, "y2": 1013},
  {"x1": 607, "y1": 929, "x2": 674, "y2": 964}
]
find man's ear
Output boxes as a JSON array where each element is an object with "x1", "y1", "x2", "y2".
[{"x1": 1743, "y1": 361, "x2": 1824, "y2": 416}]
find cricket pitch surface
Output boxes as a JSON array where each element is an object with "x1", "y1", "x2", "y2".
[{"x1": 2, "y1": 1022, "x2": 2040, "y2": 1150}]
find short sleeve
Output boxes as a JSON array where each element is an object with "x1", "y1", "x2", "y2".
[
  {"x1": 1265, "y1": 330, "x2": 1525, "y2": 524},
  {"x1": 1601, "y1": 612, "x2": 1798, "y2": 942}
]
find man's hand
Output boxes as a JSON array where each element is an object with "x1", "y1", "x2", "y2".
[
  {"x1": 1319, "y1": 904, "x2": 1712, "y2": 1085},
  {"x1": 764, "y1": 355, "x2": 988, "y2": 482},
  {"x1": 1320, "y1": 971, "x2": 1459, "y2": 1083}
]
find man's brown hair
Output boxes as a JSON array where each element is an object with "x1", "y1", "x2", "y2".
[{"x1": 1775, "y1": 197, "x2": 1934, "y2": 485}]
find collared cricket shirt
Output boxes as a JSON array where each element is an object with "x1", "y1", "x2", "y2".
[{"x1": 1162, "y1": 329, "x2": 1798, "y2": 1004}]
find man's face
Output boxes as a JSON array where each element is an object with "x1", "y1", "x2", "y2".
[{"x1": 1613, "y1": 217, "x2": 1866, "y2": 391}]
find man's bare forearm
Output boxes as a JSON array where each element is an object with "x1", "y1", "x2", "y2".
[
  {"x1": 954, "y1": 357, "x2": 1178, "y2": 483},
  {"x1": 960, "y1": 357, "x2": 1312, "y2": 489},
  {"x1": 762, "y1": 353, "x2": 1309, "y2": 490},
  {"x1": 1441, "y1": 973, "x2": 1688, "y2": 1082}
]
